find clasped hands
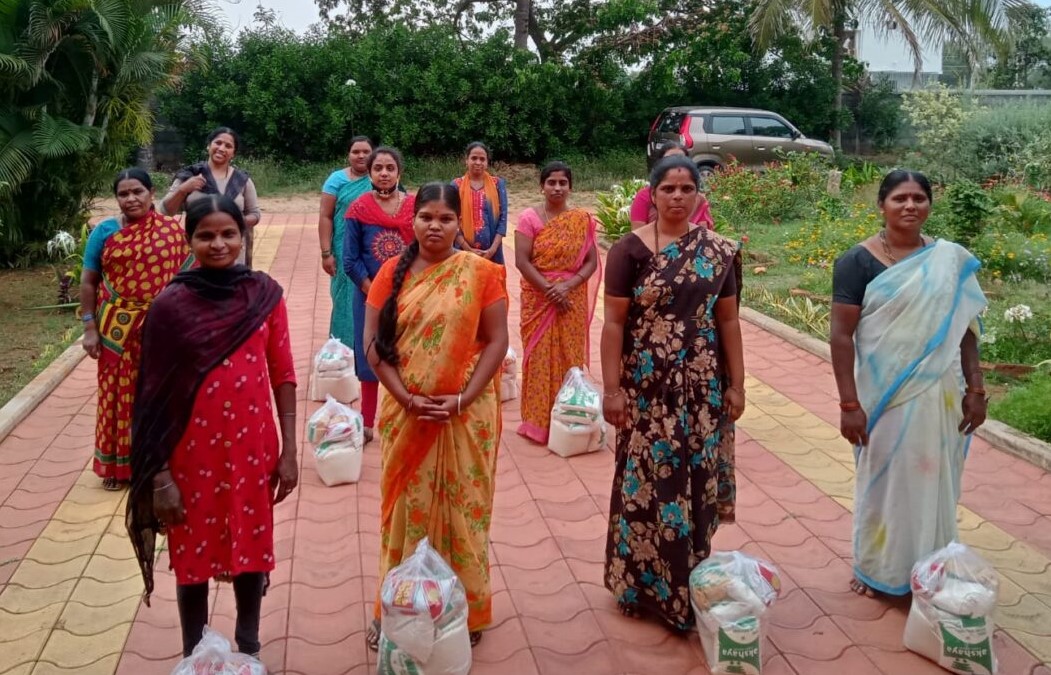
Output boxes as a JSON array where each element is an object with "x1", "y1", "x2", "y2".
[
  {"x1": 405, "y1": 393, "x2": 462, "y2": 422},
  {"x1": 545, "y1": 279, "x2": 573, "y2": 311}
]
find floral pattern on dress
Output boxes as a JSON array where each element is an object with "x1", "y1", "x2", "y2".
[{"x1": 604, "y1": 227, "x2": 740, "y2": 631}]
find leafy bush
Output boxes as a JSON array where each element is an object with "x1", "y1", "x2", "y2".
[
  {"x1": 954, "y1": 103, "x2": 1051, "y2": 184},
  {"x1": 707, "y1": 152, "x2": 830, "y2": 226},
  {"x1": 901, "y1": 85, "x2": 974, "y2": 181},
  {"x1": 943, "y1": 181, "x2": 994, "y2": 245},
  {"x1": 594, "y1": 180, "x2": 647, "y2": 241},
  {"x1": 990, "y1": 374, "x2": 1051, "y2": 443}
]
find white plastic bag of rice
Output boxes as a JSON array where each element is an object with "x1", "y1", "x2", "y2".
[
  {"x1": 903, "y1": 541, "x2": 999, "y2": 675},
  {"x1": 689, "y1": 551, "x2": 781, "y2": 675}
]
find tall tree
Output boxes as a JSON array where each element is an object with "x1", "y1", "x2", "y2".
[
  {"x1": 748, "y1": 0, "x2": 1028, "y2": 148},
  {"x1": 314, "y1": 0, "x2": 715, "y2": 63},
  {"x1": 0, "y1": 0, "x2": 218, "y2": 257}
]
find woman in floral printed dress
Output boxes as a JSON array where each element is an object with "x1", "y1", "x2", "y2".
[
  {"x1": 600, "y1": 156, "x2": 745, "y2": 631},
  {"x1": 362, "y1": 182, "x2": 508, "y2": 650}
]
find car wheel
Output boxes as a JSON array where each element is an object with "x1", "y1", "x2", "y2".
[{"x1": 697, "y1": 163, "x2": 719, "y2": 187}]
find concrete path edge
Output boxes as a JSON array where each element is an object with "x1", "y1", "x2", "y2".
[
  {"x1": 0, "y1": 336, "x2": 86, "y2": 442},
  {"x1": 739, "y1": 306, "x2": 1051, "y2": 472}
]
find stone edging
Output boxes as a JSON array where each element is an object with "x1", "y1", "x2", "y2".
[
  {"x1": 0, "y1": 337, "x2": 87, "y2": 443},
  {"x1": 739, "y1": 306, "x2": 1051, "y2": 472}
]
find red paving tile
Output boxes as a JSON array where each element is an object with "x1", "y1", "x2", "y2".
[{"x1": 4, "y1": 216, "x2": 1049, "y2": 673}]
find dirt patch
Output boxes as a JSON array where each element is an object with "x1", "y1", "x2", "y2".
[{"x1": 0, "y1": 267, "x2": 81, "y2": 408}]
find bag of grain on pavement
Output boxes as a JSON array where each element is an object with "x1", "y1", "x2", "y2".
[
  {"x1": 309, "y1": 337, "x2": 359, "y2": 403},
  {"x1": 378, "y1": 537, "x2": 471, "y2": 675},
  {"x1": 904, "y1": 541, "x2": 999, "y2": 675},
  {"x1": 689, "y1": 551, "x2": 782, "y2": 675}
]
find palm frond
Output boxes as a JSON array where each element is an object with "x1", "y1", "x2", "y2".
[
  {"x1": 32, "y1": 113, "x2": 94, "y2": 158},
  {"x1": 0, "y1": 119, "x2": 37, "y2": 191},
  {"x1": 749, "y1": 0, "x2": 801, "y2": 48}
]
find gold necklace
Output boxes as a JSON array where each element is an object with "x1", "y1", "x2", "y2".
[{"x1": 879, "y1": 229, "x2": 924, "y2": 264}]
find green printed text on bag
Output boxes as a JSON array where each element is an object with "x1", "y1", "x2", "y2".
[
  {"x1": 718, "y1": 616, "x2": 761, "y2": 675},
  {"x1": 939, "y1": 615, "x2": 994, "y2": 675}
]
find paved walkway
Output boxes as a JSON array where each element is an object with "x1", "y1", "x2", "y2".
[{"x1": 0, "y1": 215, "x2": 1049, "y2": 674}]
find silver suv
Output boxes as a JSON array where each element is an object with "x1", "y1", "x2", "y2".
[{"x1": 647, "y1": 106, "x2": 834, "y2": 175}]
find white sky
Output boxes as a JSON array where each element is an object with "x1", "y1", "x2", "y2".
[
  {"x1": 214, "y1": 0, "x2": 321, "y2": 34},
  {"x1": 215, "y1": 0, "x2": 1051, "y2": 36}
]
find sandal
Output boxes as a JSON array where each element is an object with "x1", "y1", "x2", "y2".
[
  {"x1": 470, "y1": 631, "x2": 482, "y2": 647},
  {"x1": 102, "y1": 477, "x2": 123, "y2": 491},
  {"x1": 366, "y1": 619, "x2": 380, "y2": 652}
]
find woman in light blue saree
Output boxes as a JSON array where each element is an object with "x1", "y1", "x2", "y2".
[
  {"x1": 318, "y1": 136, "x2": 374, "y2": 345},
  {"x1": 830, "y1": 170, "x2": 988, "y2": 597}
]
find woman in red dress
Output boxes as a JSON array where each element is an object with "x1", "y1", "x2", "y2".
[{"x1": 127, "y1": 195, "x2": 298, "y2": 660}]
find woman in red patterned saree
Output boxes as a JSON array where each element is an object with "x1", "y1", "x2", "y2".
[
  {"x1": 514, "y1": 161, "x2": 600, "y2": 444},
  {"x1": 362, "y1": 182, "x2": 508, "y2": 651},
  {"x1": 80, "y1": 168, "x2": 192, "y2": 490}
]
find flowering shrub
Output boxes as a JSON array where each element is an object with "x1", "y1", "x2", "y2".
[
  {"x1": 979, "y1": 302, "x2": 1051, "y2": 365},
  {"x1": 595, "y1": 179, "x2": 647, "y2": 241},
  {"x1": 901, "y1": 85, "x2": 974, "y2": 180},
  {"x1": 782, "y1": 203, "x2": 882, "y2": 268},
  {"x1": 970, "y1": 230, "x2": 1051, "y2": 283},
  {"x1": 1004, "y1": 304, "x2": 1033, "y2": 323},
  {"x1": 706, "y1": 151, "x2": 829, "y2": 226}
]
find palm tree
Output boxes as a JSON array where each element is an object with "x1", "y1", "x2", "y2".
[
  {"x1": 748, "y1": 0, "x2": 1029, "y2": 149},
  {"x1": 0, "y1": 0, "x2": 219, "y2": 255}
]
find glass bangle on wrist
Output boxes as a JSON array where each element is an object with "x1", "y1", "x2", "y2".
[
  {"x1": 321, "y1": 250, "x2": 332, "y2": 258},
  {"x1": 81, "y1": 312, "x2": 94, "y2": 323}
]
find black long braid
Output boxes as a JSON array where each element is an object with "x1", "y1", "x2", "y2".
[{"x1": 374, "y1": 240, "x2": 419, "y2": 366}]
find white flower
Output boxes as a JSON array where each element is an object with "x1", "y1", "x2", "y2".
[
  {"x1": 1003, "y1": 304, "x2": 1033, "y2": 323},
  {"x1": 979, "y1": 329, "x2": 997, "y2": 345},
  {"x1": 618, "y1": 205, "x2": 631, "y2": 219},
  {"x1": 47, "y1": 230, "x2": 76, "y2": 258}
]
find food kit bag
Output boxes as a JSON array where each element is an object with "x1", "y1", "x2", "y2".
[
  {"x1": 170, "y1": 626, "x2": 267, "y2": 675},
  {"x1": 500, "y1": 348, "x2": 519, "y2": 402},
  {"x1": 306, "y1": 395, "x2": 356, "y2": 446},
  {"x1": 378, "y1": 538, "x2": 471, "y2": 675},
  {"x1": 904, "y1": 542, "x2": 999, "y2": 675},
  {"x1": 312, "y1": 404, "x2": 365, "y2": 487},
  {"x1": 502, "y1": 348, "x2": 518, "y2": 378},
  {"x1": 550, "y1": 367, "x2": 601, "y2": 424},
  {"x1": 689, "y1": 551, "x2": 782, "y2": 675},
  {"x1": 548, "y1": 367, "x2": 604, "y2": 457},
  {"x1": 309, "y1": 337, "x2": 359, "y2": 403}
]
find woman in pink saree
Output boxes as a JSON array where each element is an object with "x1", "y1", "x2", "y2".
[{"x1": 514, "y1": 161, "x2": 601, "y2": 444}]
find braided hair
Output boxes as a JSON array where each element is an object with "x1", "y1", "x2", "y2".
[{"x1": 374, "y1": 182, "x2": 461, "y2": 366}]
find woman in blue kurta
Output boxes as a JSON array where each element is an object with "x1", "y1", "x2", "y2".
[
  {"x1": 318, "y1": 136, "x2": 374, "y2": 346},
  {"x1": 343, "y1": 147, "x2": 415, "y2": 440},
  {"x1": 452, "y1": 141, "x2": 508, "y2": 264}
]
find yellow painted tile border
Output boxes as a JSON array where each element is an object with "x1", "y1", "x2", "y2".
[
  {"x1": 739, "y1": 375, "x2": 1051, "y2": 663},
  {"x1": 0, "y1": 224, "x2": 287, "y2": 674}
]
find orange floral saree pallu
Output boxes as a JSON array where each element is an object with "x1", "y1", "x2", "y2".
[
  {"x1": 517, "y1": 208, "x2": 600, "y2": 444},
  {"x1": 372, "y1": 252, "x2": 506, "y2": 631},
  {"x1": 94, "y1": 210, "x2": 191, "y2": 479}
]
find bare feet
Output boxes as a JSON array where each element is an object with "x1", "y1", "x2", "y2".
[
  {"x1": 366, "y1": 619, "x2": 380, "y2": 652},
  {"x1": 851, "y1": 576, "x2": 876, "y2": 598},
  {"x1": 618, "y1": 602, "x2": 640, "y2": 619}
]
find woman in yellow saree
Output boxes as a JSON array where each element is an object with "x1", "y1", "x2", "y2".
[
  {"x1": 363, "y1": 182, "x2": 509, "y2": 651},
  {"x1": 515, "y1": 161, "x2": 600, "y2": 444}
]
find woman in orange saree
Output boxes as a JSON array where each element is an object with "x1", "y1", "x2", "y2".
[
  {"x1": 80, "y1": 168, "x2": 192, "y2": 490},
  {"x1": 363, "y1": 183, "x2": 509, "y2": 651},
  {"x1": 514, "y1": 161, "x2": 600, "y2": 444}
]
